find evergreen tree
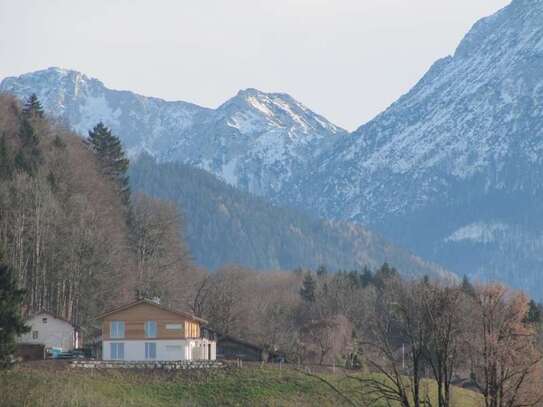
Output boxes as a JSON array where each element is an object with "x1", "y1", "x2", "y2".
[
  {"x1": 87, "y1": 122, "x2": 130, "y2": 205},
  {"x1": 292, "y1": 267, "x2": 304, "y2": 276},
  {"x1": 52, "y1": 135, "x2": 66, "y2": 149},
  {"x1": 300, "y1": 272, "x2": 316, "y2": 303},
  {"x1": 0, "y1": 135, "x2": 14, "y2": 180},
  {"x1": 15, "y1": 113, "x2": 42, "y2": 175},
  {"x1": 373, "y1": 262, "x2": 399, "y2": 290},
  {"x1": 22, "y1": 93, "x2": 44, "y2": 119},
  {"x1": 0, "y1": 261, "x2": 29, "y2": 368},
  {"x1": 524, "y1": 300, "x2": 542, "y2": 324},
  {"x1": 360, "y1": 266, "x2": 373, "y2": 288},
  {"x1": 316, "y1": 265, "x2": 328, "y2": 278},
  {"x1": 347, "y1": 270, "x2": 360, "y2": 288}
]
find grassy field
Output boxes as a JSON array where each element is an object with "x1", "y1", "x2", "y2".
[{"x1": 0, "y1": 361, "x2": 481, "y2": 406}]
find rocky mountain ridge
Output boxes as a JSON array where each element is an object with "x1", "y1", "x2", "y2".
[{"x1": 0, "y1": 67, "x2": 345, "y2": 196}]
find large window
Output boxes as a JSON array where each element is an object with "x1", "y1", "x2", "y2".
[
  {"x1": 145, "y1": 342, "x2": 156, "y2": 360},
  {"x1": 145, "y1": 320, "x2": 157, "y2": 338},
  {"x1": 110, "y1": 321, "x2": 125, "y2": 338},
  {"x1": 110, "y1": 343, "x2": 124, "y2": 360},
  {"x1": 32, "y1": 331, "x2": 39, "y2": 340}
]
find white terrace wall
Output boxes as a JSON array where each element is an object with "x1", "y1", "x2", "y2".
[{"x1": 102, "y1": 339, "x2": 216, "y2": 362}]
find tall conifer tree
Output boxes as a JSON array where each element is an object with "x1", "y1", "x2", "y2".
[
  {"x1": 87, "y1": 122, "x2": 130, "y2": 205},
  {"x1": 15, "y1": 114, "x2": 42, "y2": 175},
  {"x1": 300, "y1": 272, "x2": 316, "y2": 303},
  {"x1": 0, "y1": 135, "x2": 14, "y2": 180},
  {"x1": 22, "y1": 93, "x2": 44, "y2": 119},
  {"x1": 0, "y1": 262, "x2": 29, "y2": 368}
]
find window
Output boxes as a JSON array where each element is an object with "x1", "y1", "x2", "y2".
[
  {"x1": 144, "y1": 320, "x2": 157, "y2": 338},
  {"x1": 166, "y1": 324, "x2": 182, "y2": 331},
  {"x1": 145, "y1": 342, "x2": 156, "y2": 360},
  {"x1": 42, "y1": 318, "x2": 47, "y2": 324},
  {"x1": 110, "y1": 343, "x2": 124, "y2": 360},
  {"x1": 110, "y1": 321, "x2": 125, "y2": 338},
  {"x1": 32, "y1": 331, "x2": 39, "y2": 340}
]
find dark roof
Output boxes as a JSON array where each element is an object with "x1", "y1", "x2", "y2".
[
  {"x1": 95, "y1": 299, "x2": 208, "y2": 324},
  {"x1": 217, "y1": 334, "x2": 265, "y2": 352}
]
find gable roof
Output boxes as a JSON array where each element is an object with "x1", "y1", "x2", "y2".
[
  {"x1": 27, "y1": 310, "x2": 77, "y2": 328},
  {"x1": 95, "y1": 299, "x2": 208, "y2": 324},
  {"x1": 218, "y1": 334, "x2": 264, "y2": 352}
]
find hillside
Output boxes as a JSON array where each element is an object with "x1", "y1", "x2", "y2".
[
  {"x1": 0, "y1": 364, "x2": 481, "y2": 407},
  {"x1": 130, "y1": 155, "x2": 451, "y2": 279}
]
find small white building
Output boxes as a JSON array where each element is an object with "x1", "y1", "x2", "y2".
[
  {"x1": 18, "y1": 311, "x2": 79, "y2": 351},
  {"x1": 97, "y1": 299, "x2": 216, "y2": 362}
]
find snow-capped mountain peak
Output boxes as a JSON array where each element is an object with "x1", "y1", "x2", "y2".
[
  {"x1": 217, "y1": 88, "x2": 344, "y2": 138},
  {"x1": 0, "y1": 68, "x2": 346, "y2": 195}
]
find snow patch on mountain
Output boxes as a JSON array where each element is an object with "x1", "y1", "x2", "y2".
[
  {"x1": 446, "y1": 222, "x2": 509, "y2": 244},
  {"x1": 76, "y1": 94, "x2": 121, "y2": 134}
]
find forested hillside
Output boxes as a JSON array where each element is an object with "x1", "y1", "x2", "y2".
[
  {"x1": 130, "y1": 155, "x2": 451, "y2": 279},
  {"x1": 0, "y1": 94, "x2": 193, "y2": 334}
]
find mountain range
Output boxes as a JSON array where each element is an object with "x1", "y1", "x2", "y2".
[
  {"x1": 0, "y1": 67, "x2": 345, "y2": 197},
  {"x1": 2, "y1": 0, "x2": 543, "y2": 296},
  {"x1": 0, "y1": 66, "x2": 448, "y2": 279}
]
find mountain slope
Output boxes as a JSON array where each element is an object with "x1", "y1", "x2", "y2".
[
  {"x1": 291, "y1": 0, "x2": 543, "y2": 296},
  {"x1": 0, "y1": 68, "x2": 346, "y2": 196},
  {"x1": 129, "y1": 155, "x2": 451, "y2": 279}
]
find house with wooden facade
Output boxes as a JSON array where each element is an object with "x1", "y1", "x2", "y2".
[{"x1": 96, "y1": 299, "x2": 216, "y2": 362}]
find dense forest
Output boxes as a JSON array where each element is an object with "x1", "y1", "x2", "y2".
[{"x1": 129, "y1": 155, "x2": 450, "y2": 279}]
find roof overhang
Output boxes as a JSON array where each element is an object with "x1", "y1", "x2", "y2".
[{"x1": 95, "y1": 299, "x2": 208, "y2": 324}]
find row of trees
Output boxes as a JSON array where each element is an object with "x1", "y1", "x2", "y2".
[
  {"x1": 185, "y1": 263, "x2": 543, "y2": 406},
  {"x1": 360, "y1": 277, "x2": 543, "y2": 407}
]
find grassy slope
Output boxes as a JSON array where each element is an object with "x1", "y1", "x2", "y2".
[{"x1": 0, "y1": 363, "x2": 480, "y2": 407}]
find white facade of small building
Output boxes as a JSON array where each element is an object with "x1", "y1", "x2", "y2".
[
  {"x1": 18, "y1": 312, "x2": 77, "y2": 351},
  {"x1": 102, "y1": 338, "x2": 216, "y2": 361}
]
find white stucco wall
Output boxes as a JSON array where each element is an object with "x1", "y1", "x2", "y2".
[
  {"x1": 17, "y1": 312, "x2": 75, "y2": 351},
  {"x1": 102, "y1": 339, "x2": 217, "y2": 361},
  {"x1": 190, "y1": 339, "x2": 216, "y2": 361}
]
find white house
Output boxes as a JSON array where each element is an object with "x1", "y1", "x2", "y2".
[
  {"x1": 97, "y1": 299, "x2": 216, "y2": 362},
  {"x1": 18, "y1": 311, "x2": 79, "y2": 351}
]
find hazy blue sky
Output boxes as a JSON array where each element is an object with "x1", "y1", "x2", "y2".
[{"x1": 0, "y1": 0, "x2": 510, "y2": 130}]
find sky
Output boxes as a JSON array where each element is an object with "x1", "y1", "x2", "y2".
[{"x1": 0, "y1": 0, "x2": 510, "y2": 130}]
